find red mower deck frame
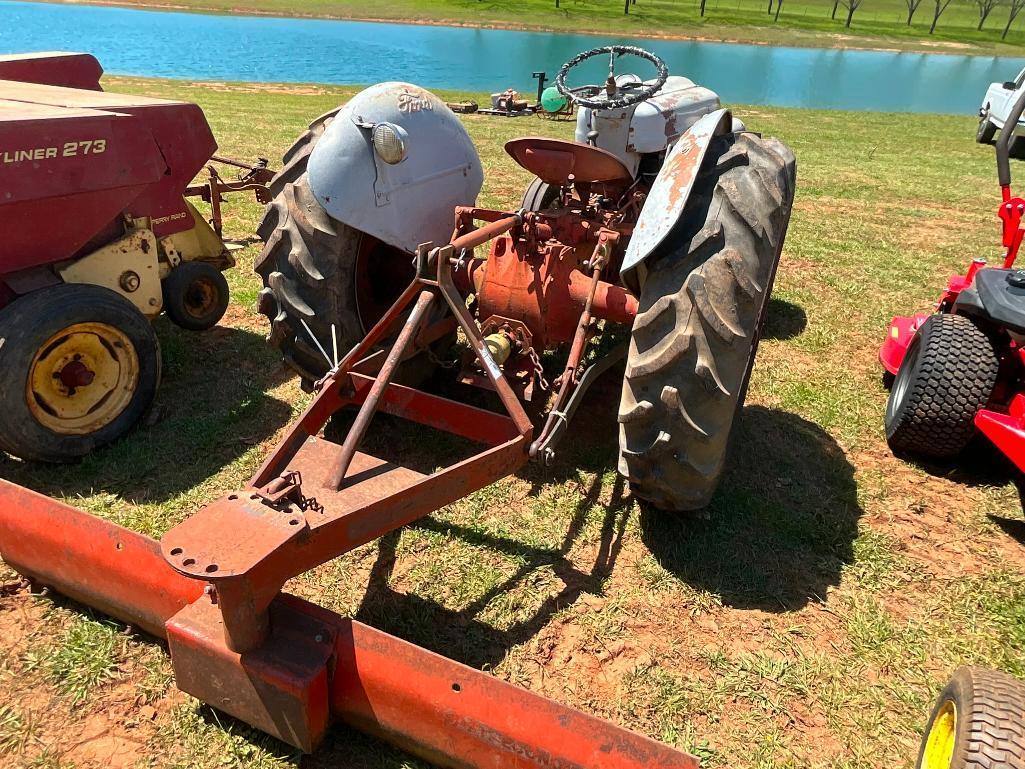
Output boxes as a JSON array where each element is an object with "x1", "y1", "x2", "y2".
[{"x1": 0, "y1": 210, "x2": 699, "y2": 769}]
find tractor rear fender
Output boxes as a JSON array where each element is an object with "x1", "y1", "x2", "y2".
[
  {"x1": 620, "y1": 108, "x2": 733, "y2": 295},
  {"x1": 307, "y1": 82, "x2": 484, "y2": 254}
]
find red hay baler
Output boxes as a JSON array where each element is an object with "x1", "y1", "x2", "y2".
[{"x1": 0, "y1": 52, "x2": 271, "y2": 463}]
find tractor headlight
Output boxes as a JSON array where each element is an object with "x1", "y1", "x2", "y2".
[{"x1": 372, "y1": 122, "x2": 408, "y2": 165}]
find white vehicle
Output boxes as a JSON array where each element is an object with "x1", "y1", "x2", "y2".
[{"x1": 977, "y1": 66, "x2": 1025, "y2": 149}]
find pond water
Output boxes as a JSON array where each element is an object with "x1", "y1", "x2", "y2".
[{"x1": 1, "y1": 0, "x2": 1023, "y2": 113}]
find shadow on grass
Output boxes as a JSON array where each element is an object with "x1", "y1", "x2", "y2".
[
  {"x1": 353, "y1": 467, "x2": 631, "y2": 671},
  {"x1": 640, "y1": 405, "x2": 862, "y2": 612},
  {"x1": 0, "y1": 319, "x2": 294, "y2": 505},
  {"x1": 762, "y1": 297, "x2": 807, "y2": 341}
]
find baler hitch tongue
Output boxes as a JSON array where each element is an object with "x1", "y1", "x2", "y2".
[{"x1": 0, "y1": 479, "x2": 701, "y2": 768}]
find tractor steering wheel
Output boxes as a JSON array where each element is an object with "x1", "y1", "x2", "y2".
[{"x1": 555, "y1": 45, "x2": 669, "y2": 111}]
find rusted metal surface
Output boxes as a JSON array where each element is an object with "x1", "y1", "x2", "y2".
[
  {"x1": 450, "y1": 212, "x2": 523, "y2": 254},
  {"x1": 1, "y1": 488, "x2": 699, "y2": 766},
  {"x1": 333, "y1": 617, "x2": 700, "y2": 769},
  {"x1": 184, "y1": 157, "x2": 274, "y2": 237},
  {"x1": 620, "y1": 108, "x2": 733, "y2": 294},
  {"x1": 167, "y1": 594, "x2": 335, "y2": 751},
  {"x1": 463, "y1": 228, "x2": 636, "y2": 349},
  {"x1": 504, "y1": 137, "x2": 632, "y2": 186},
  {"x1": 160, "y1": 245, "x2": 534, "y2": 655},
  {"x1": 327, "y1": 289, "x2": 437, "y2": 490},
  {"x1": 0, "y1": 479, "x2": 203, "y2": 637}
]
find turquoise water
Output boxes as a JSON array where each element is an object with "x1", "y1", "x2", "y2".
[{"x1": 0, "y1": 0, "x2": 1022, "y2": 113}]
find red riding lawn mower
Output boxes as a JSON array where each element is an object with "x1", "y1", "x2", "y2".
[
  {"x1": 0, "y1": 46, "x2": 795, "y2": 768},
  {"x1": 881, "y1": 86, "x2": 1025, "y2": 471}
]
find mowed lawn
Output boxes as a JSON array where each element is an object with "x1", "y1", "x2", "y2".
[
  {"x1": 3, "y1": 77, "x2": 1025, "y2": 769},
  {"x1": 42, "y1": 0, "x2": 1025, "y2": 54}
]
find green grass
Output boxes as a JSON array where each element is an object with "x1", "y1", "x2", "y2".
[
  {"x1": 3, "y1": 76, "x2": 1025, "y2": 768},
  {"x1": 30, "y1": 0, "x2": 1025, "y2": 54}
]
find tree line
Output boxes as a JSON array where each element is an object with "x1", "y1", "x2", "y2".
[{"x1": 557, "y1": 0, "x2": 1024, "y2": 38}]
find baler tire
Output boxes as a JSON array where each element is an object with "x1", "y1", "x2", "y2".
[
  {"x1": 0, "y1": 284, "x2": 160, "y2": 463},
  {"x1": 162, "y1": 261, "x2": 229, "y2": 331},
  {"x1": 618, "y1": 132, "x2": 796, "y2": 512},
  {"x1": 884, "y1": 313, "x2": 999, "y2": 459},
  {"x1": 916, "y1": 666, "x2": 1025, "y2": 769}
]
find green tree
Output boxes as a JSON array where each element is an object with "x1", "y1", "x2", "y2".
[
  {"x1": 839, "y1": 0, "x2": 863, "y2": 27},
  {"x1": 905, "y1": 0, "x2": 924, "y2": 24},
  {"x1": 928, "y1": 0, "x2": 954, "y2": 32},
  {"x1": 975, "y1": 0, "x2": 1000, "y2": 29},
  {"x1": 1004, "y1": 0, "x2": 1025, "y2": 36}
]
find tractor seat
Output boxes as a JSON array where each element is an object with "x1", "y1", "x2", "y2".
[{"x1": 504, "y1": 137, "x2": 633, "y2": 187}]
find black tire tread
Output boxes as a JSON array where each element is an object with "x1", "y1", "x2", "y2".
[
  {"x1": 0, "y1": 284, "x2": 160, "y2": 462},
  {"x1": 618, "y1": 132, "x2": 796, "y2": 512},
  {"x1": 916, "y1": 666, "x2": 1025, "y2": 769},
  {"x1": 255, "y1": 174, "x2": 363, "y2": 383},
  {"x1": 885, "y1": 314, "x2": 999, "y2": 458}
]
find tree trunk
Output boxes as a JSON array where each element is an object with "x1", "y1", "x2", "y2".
[
  {"x1": 906, "y1": 4, "x2": 915, "y2": 24},
  {"x1": 775, "y1": 0, "x2": 783, "y2": 20},
  {"x1": 700, "y1": 0, "x2": 707, "y2": 15},
  {"x1": 1003, "y1": 6, "x2": 1020, "y2": 37},
  {"x1": 832, "y1": 0, "x2": 839, "y2": 18},
  {"x1": 624, "y1": 0, "x2": 630, "y2": 13},
  {"x1": 845, "y1": 4, "x2": 855, "y2": 26},
  {"x1": 978, "y1": 8, "x2": 989, "y2": 29}
]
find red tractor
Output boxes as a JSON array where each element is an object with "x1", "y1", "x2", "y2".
[{"x1": 882, "y1": 86, "x2": 1025, "y2": 471}]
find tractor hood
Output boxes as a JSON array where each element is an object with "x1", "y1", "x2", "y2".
[{"x1": 307, "y1": 82, "x2": 484, "y2": 254}]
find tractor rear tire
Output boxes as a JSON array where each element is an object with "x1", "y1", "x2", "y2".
[
  {"x1": 884, "y1": 313, "x2": 999, "y2": 459},
  {"x1": 521, "y1": 178, "x2": 559, "y2": 212},
  {"x1": 256, "y1": 111, "x2": 431, "y2": 385},
  {"x1": 0, "y1": 284, "x2": 160, "y2": 462},
  {"x1": 256, "y1": 175, "x2": 368, "y2": 382},
  {"x1": 618, "y1": 132, "x2": 796, "y2": 512},
  {"x1": 916, "y1": 666, "x2": 1025, "y2": 769}
]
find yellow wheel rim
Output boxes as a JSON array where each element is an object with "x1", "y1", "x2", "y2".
[
  {"x1": 27, "y1": 322, "x2": 140, "y2": 435},
  {"x1": 922, "y1": 700, "x2": 958, "y2": 769}
]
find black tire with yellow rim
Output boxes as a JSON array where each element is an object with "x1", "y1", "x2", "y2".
[
  {"x1": 917, "y1": 666, "x2": 1025, "y2": 769},
  {"x1": 0, "y1": 284, "x2": 161, "y2": 462}
]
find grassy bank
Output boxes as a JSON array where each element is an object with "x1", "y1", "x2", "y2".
[
  {"x1": 3, "y1": 78, "x2": 1025, "y2": 769},
  {"x1": 35, "y1": 0, "x2": 1025, "y2": 55}
]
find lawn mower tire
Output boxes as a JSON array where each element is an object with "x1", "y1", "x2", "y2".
[
  {"x1": 884, "y1": 313, "x2": 999, "y2": 459},
  {"x1": 916, "y1": 666, "x2": 1025, "y2": 769},
  {"x1": 0, "y1": 283, "x2": 161, "y2": 462},
  {"x1": 618, "y1": 132, "x2": 797, "y2": 512}
]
